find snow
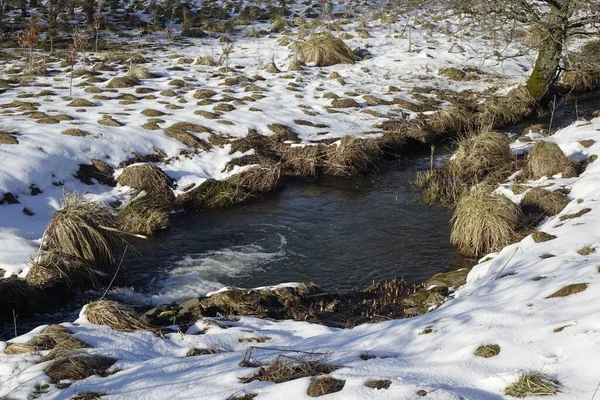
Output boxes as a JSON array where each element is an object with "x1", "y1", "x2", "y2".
[{"x1": 3, "y1": 1, "x2": 600, "y2": 399}]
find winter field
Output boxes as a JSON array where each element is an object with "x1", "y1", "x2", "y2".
[{"x1": 2, "y1": 0, "x2": 600, "y2": 399}]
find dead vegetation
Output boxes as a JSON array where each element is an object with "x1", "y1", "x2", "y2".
[
  {"x1": 164, "y1": 122, "x2": 212, "y2": 150},
  {"x1": 323, "y1": 137, "x2": 382, "y2": 176},
  {"x1": 474, "y1": 344, "x2": 501, "y2": 358},
  {"x1": 451, "y1": 185, "x2": 520, "y2": 257},
  {"x1": 85, "y1": 299, "x2": 151, "y2": 332},
  {"x1": 546, "y1": 283, "x2": 587, "y2": 298},
  {"x1": 44, "y1": 195, "x2": 119, "y2": 267},
  {"x1": 521, "y1": 188, "x2": 568, "y2": 217},
  {"x1": 176, "y1": 179, "x2": 249, "y2": 210},
  {"x1": 240, "y1": 355, "x2": 339, "y2": 384},
  {"x1": 26, "y1": 251, "x2": 98, "y2": 289},
  {"x1": 302, "y1": 33, "x2": 355, "y2": 67},
  {"x1": 44, "y1": 353, "x2": 116, "y2": 383},
  {"x1": 307, "y1": 376, "x2": 346, "y2": 397},
  {"x1": 505, "y1": 373, "x2": 560, "y2": 397},
  {"x1": 521, "y1": 141, "x2": 577, "y2": 180}
]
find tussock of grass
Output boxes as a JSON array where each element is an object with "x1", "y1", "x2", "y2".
[
  {"x1": 505, "y1": 373, "x2": 560, "y2": 397},
  {"x1": 117, "y1": 164, "x2": 174, "y2": 208},
  {"x1": 451, "y1": 185, "x2": 520, "y2": 257},
  {"x1": 176, "y1": 179, "x2": 249, "y2": 210},
  {"x1": 414, "y1": 165, "x2": 468, "y2": 206},
  {"x1": 323, "y1": 137, "x2": 382, "y2": 176},
  {"x1": 45, "y1": 195, "x2": 118, "y2": 267},
  {"x1": 85, "y1": 300, "x2": 151, "y2": 332},
  {"x1": 240, "y1": 356, "x2": 339, "y2": 384},
  {"x1": 98, "y1": 115, "x2": 123, "y2": 127},
  {"x1": 364, "y1": 379, "x2": 391, "y2": 389},
  {"x1": 307, "y1": 376, "x2": 346, "y2": 397},
  {"x1": 227, "y1": 163, "x2": 281, "y2": 193},
  {"x1": 546, "y1": 283, "x2": 587, "y2": 298},
  {"x1": 559, "y1": 208, "x2": 591, "y2": 221},
  {"x1": 302, "y1": 33, "x2": 355, "y2": 67},
  {"x1": 62, "y1": 128, "x2": 88, "y2": 137},
  {"x1": 453, "y1": 131, "x2": 514, "y2": 182},
  {"x1": 280, "y1": 145, "x2": 324, "y2": 177},
  {"x1": 522, "y1": 142, "x2": 577, "y2": 180},
  {"x1": 106, "y1": 76, "x2": 139, "y2": 89},
  {"x1": 0, "y1": 131, "x2": 19, "y2": 144},
  {"x1": 118, "y1": 197, "x2": 170, "y2": 236},
  {"x1": 67, "y1": 98, "x2": 96, "y2": 107},
  {"x1": 164, "y1": 122, "x2": 213, "y2": 150},
  {"x1": 5, "y1": 325, "x2": 89, "y2": 355},
  {"x1": 531, "y1": 232, "x2": 556, "y2": 243},
  {"x1": 474, "y1": 344, "x2": 501, "y2": 358},
  {"x1": 127, "y1": 66, "x2": 155, "y2": 80},
  {"x1": 521, "y1": 188, "x2": 568, "y2": 217},
  {"x1": 26, "y1": 252, "x2": 98, "y2": 289},
  {"x1": 44, "y1": 353, "x2": 116, "y2": 383}
]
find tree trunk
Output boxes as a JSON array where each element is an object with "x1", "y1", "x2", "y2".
[
  {"x1": 525, "y1": 6, "x2": 567, "y2": 105},
  {"x1": 84, "y1": 0, "x2": 94, "y2": 24}
]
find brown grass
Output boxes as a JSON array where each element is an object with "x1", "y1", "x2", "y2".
[
  {"x1": 522, "y1": 142, "x2": 577, "y2": 180},
  {"x1": 453, "y1": 131, "x2": 514, "y2": 182},
  {"x1": 302, "y1": 33, "x2": 355, "y2": 67},
  {"x1": 117, "y1": 164, "x2": 174, "y2": 208},
  {"x1": 45, "y1": 195, "x2": 119, "y2": 267},
  {"x1": 307, "y1": 376, "x2": 346, "y2": 397},
  {"x1": 85, "y1": 300, "x2": 151, "y2": 332},
  {"x1": 62, "y1": 128, "x2": 88, "y2": 137},
  {"x1": 546, "y1": 283, "x2": 587, "y2": 298},
  {"x1": 364, "y1": 379, "x2": 391, "y2": 390},
  {"x1": 505, "y1": 373, "x2": 560, "y2": 397},
  {"x1": 26, "y1": 252, "x2": 98, "y2": 289},
  {"x1": 240, "y1": 356, "x2": 339, "y2": 384},
  {"x1": 67, "y1": 98, "x2": 96, "y2": 107},
  {"x1": 323, "y1": 137, "x2": 382, "y2": 176},
  {"x1": 280, "y1": 145, "x2": 324, "y2": 177},
  {"x1": 127, "y1": 66, "x2": 155, "y2": 80},
  {"x1": 559, "y1": 208, "x2": 591, "y2": 221},
  {"x1": 106, "y1": 76, "x2": 139, "y2": 88},
  {"x1": 531, "y1": 232, "x2": 556, "y2": 243},
  {"x1": 226, "y1": 163, "x2": 282, "y2": 193},
  {"x1": 474, "y1": 344, "x2": 501, "y2": 358},
  {"x1": 176, "y1": 179, "x2": 249, "y2": 210},
  {"x1": 0, "y1": 131, "x2": 19, "y2": 144},
  {"x1": 521, "y1": 188, "x2": 568, "y2": 217},
  {"x1": 44, "y1": 354, "x2": 116, "y2": 382},
  {"x1": 164, "y1": 122, "x2": 212, "y2": 150},
  {"x1": 451, "y1": 185, "x2": 520, "y2": 257},
  {"x1": 118, "y1": 197, "x2": 170, "y2": 236},
  {"x1": 5, "y1": 326, "x2": 89, "y2": 355}
]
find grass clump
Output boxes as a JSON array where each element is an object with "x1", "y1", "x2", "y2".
[
  {"x1": 0, "y1": 131, "x2": 19, "y2": 144},
  {"x1": 521, "y1": 188, "x2": 568, "y2": 217},
  {"x1": 330, "y1": 98, "x2": 360, "y2": 108},
  {"x1": 44, "y1": 354, "x2": 116, "y2": 383},
  {"x1": 164, "y1": 122, "x2": 212, "y2": 150},
  {"x1": 453, "y1": 131, "x2": 514, "y2": 182},
  {"x1": 307, "y1": 376, "x2": 346, "y2": 397},
  {"x1": 531, "y1": 232, "x2": 556, "y2": 243},
  {"x1": 323, "y1": 137, "x2": 382, "y2": 177},
  {"x1": 546, "y1": 283, "x2": 587, "y2": 298},
  {"x1": 227, "y1": 163, "x2": 282, "y2": 194},
  {"x1": 127, "y1": 66, "x2": 155, "y2": 80},
  {"x1": 176, "y1": 179, "x2": 249, "y2": 210},
  {"x1": 85, "y1": 299, "x2": 151, "y2": 332},
  {"x1": 577, "y1": 246, "x2": 596, "y2": 256},
  {"x1": 302, "y1": 33, "x2": 355, "y2": 67},
  {"x1": 118, "y1": 197, "x2": 170, "y2": 236},
  {"x1": 522, "y1": 142, "x2": 577, "y2": 180},
  {"x1": 504, "y1": 373, "x2": 560, "y2": 397},
  {"x1": 451, "y1": 185, "x2": 520, "y2": 257},
  {"x1": 474, "y1": 344, "x2": 501, "y2": 358},
  {"x1": 26, "y1": 252, "x2": 98, "y2": 289},
  {"x1": 117, "y1": 164, "x2": 174, "y2": 207},
  {"x1": 45, "y1": 195, "x2": 119, "y2": 267},
  {"x1": 67, "y1": 98, "x2": 96, "y2": 107},
  {"x1": 364, "y1": 379, "x2": 391, "y2": 389},
  {"x1": 240, "y1": 356, "x2": 339, "y2": 384},
  {"x1": 106, "y1": 76, "x2": 139, "y2": 89},
  {"x1": 62, "y1": 128, "x2": 88, "y2": 137}
]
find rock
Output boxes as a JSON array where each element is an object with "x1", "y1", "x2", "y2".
[{"x1": 425, "y1": 268, "x2": 471, "y2": 290}]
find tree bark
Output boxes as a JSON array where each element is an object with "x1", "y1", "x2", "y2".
[{"x1": 525, "y1": 5, "x2": 568, "y2": 105}]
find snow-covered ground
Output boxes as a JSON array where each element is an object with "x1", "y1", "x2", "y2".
[
  {"x1": 0, "y1": 0, "x2": 533, "y2": 279},
  {"x1": 2, "y1": 119, "x2": 600, "y2": 399}
]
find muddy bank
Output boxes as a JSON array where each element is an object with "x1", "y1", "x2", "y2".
[{"x1": 142, "y1": 268, "x2": 471, "y2": 330}]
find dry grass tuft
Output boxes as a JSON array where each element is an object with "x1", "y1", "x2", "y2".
[
  {"x1": 522, "y1": 142, "x2": 577, "y2": 180},
  {"x1": 521, "y1": 188, "x2": 568, "y2": 217},
  {"x1": 474, "y1": 344, "x2": 501, "y2": 358},
  {"x1": 414, "y1": 165, "x2": 468, "y2": 206},
  {"x1": 364, "y1": 379, "x2": 391, "y2": 390},
  {"x1": 127, "y1": 66, "x2": 155, "y2": 80},
  {"x1": 504, "y1": 373, "x2": 560, "y2": 397},
  {"x1": 280, "y1": 145, "x2": 324, "y2": 177},
  {"x1": 531, "y1": 232, "x2": 556, "y2": 243},
  {"x1": 546, "y1": 283, "x2": 587, "y2": 298},
  {"x1": 227, "y1": 163, "x2": 282, "y2": 193},
  {"x1": 44, "y1": 353, "x2": 116, "y2": 383},
  {"x1": 45, "y1": 195, "x2": 118, "y2": 267},
  {"x1": 106, "y1": 76, "x2": 139, "y2": 88},
  {"x1": 117, "y1": 164, "x2": 174, "y2": 208},
  {"x1": 62, "y1": 128, "x2": 88, "y2": 137},
  {"x1": 85, "y1": 300, "x2": 151, "y2": 332},
  {"x1": 323, "y1": 137, "x2": 382, "y2": 176},
  {"x1": 0, "y1": 131, "x2": 19, "y2": 144},
  {"x1": 118, "y1": 196, "x2": 170, "y2": 236},
  {"x1": 453, "y1": 131, "x2": 514, "y2": 182},
  {"x1": 176, "y1": 179, "x2": 249, "y2": 210},
  {"x1": 240, "y1": 356, "x2": 339, "y2": 384},
  {"x1": 307, "y1": 376, "x2": 346, "y2": 397},
  {"x1": 26, "y1": 252, "x2": 98, "y2": 289},
  {"x1": 67, "y1": 98, "x2": 96, "y2": 107},
  {"x1": 5, "y1": 326, "x2": 89, "y2": 355},
  {"x1": 302, "y1": 33, "x2": 355, "y2": 67},
  {"x1": 451, "y1": 185, "x2": 520, "y2": 257},
  {"x1": 164, "y1": 122, "x2": 213, "y2": 150}
]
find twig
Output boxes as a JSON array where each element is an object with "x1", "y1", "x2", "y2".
[
  {"x1": 494, "y1": 247, "x2": 520, "y2": 280},
  {"x1": 12, "y1": 309, "x2": 17, "y2": 338},
  {"x1": 592, "y1": 381, "x2": 600, "y2": 400},
  {"x1": 99, "y1": 225, "x2": 147, "y2": 239},
  {"x1": 100, "y1": 245, "x2": 128, "y2": 300}
]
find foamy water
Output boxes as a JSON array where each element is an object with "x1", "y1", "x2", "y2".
[{"x1": 111, "y1": 234, "x2": 287, "y2": 305}]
